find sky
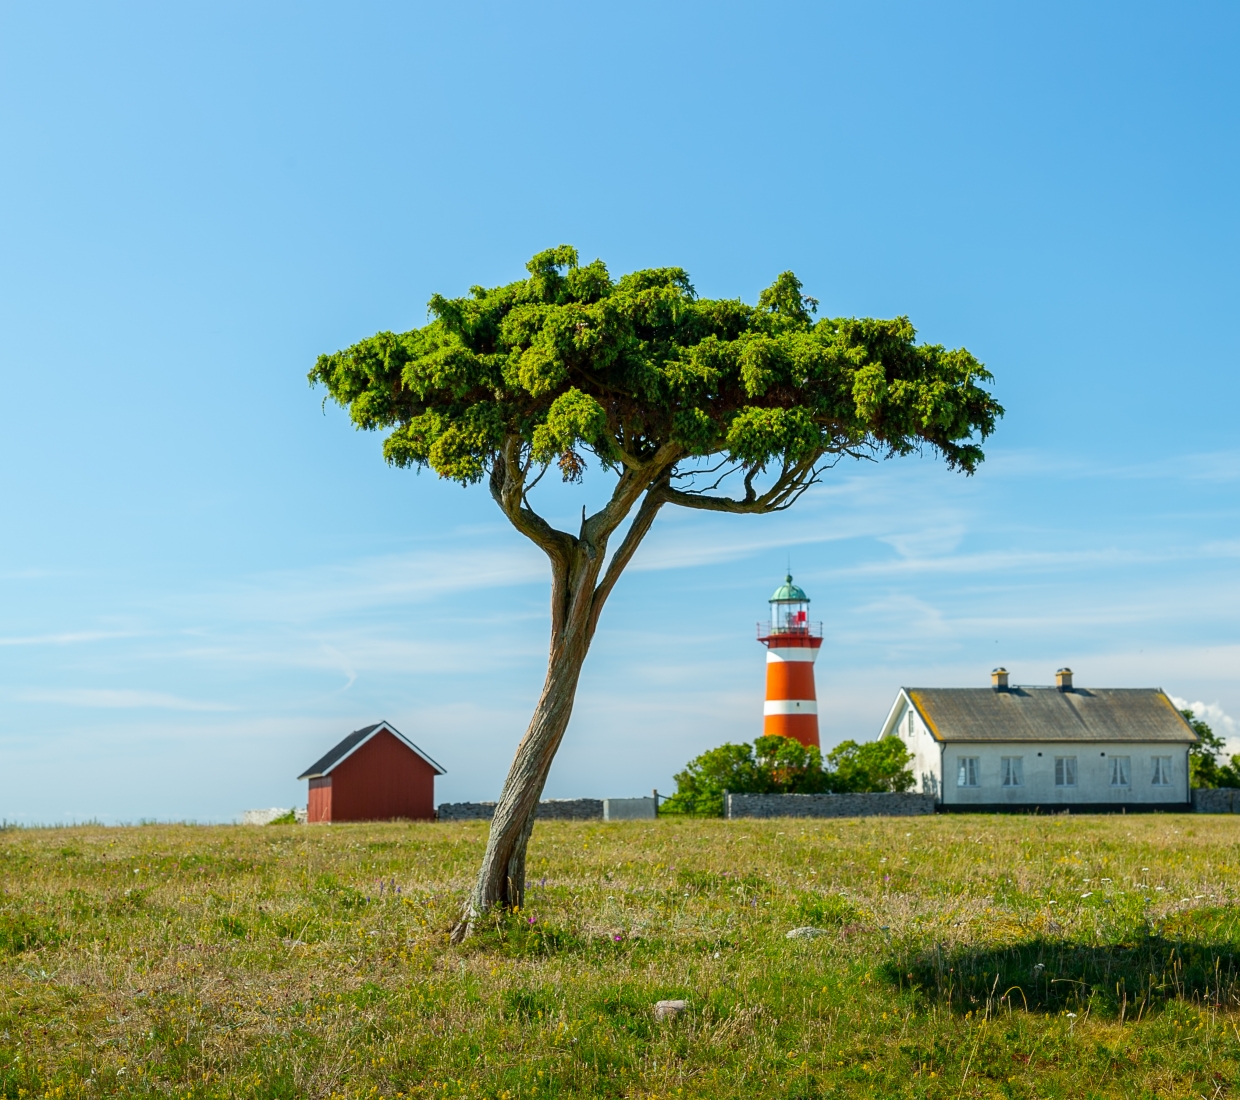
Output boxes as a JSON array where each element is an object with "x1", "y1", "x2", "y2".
[{"x1": 1, "y1": 1, "x2": 1238, "y2": 823}]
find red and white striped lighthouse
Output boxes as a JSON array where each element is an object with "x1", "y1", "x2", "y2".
[{"x1": 757, "y1": 574, "x2": 823, "y2": 748}]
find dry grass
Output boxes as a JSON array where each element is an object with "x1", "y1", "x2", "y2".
[{"x1": 3, "y1": 814, "x2": 1240, "y2": 1098}]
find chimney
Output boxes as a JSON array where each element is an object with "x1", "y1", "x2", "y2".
[
  {"x1": 1056, "y1": 668, "x2": 1073, "y2": 691},
  {"x1": 991, "y1": 667, "x2": 1009, "y2": 691}
]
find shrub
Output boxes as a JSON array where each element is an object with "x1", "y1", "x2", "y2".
[
  {"x1": 1185, "y1": 709, "x2": 1240, "y2": 789},
  {"x1": 660, "y1": 734, "x2": 913, "y2": 816}
]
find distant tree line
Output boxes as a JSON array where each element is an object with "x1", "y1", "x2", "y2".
[
  {"x1": 660, "y1": 734, "x2": 915, "y2": 817},
  {"x1": 1185, "y1": 708, "x2": 1240, "y2": 789}
]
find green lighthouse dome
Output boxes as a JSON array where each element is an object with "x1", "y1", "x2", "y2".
[{"x1": 769, "y1": 574, "x2": 809, "y2": 603}]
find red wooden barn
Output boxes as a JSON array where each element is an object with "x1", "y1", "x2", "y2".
[{"x1": 298, "y1": 721, "x2": 445, "y2": 823}]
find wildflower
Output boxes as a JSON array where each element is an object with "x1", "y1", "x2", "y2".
[{"x1": 528, "y1": 917, "x2": 536, "y2": 925}]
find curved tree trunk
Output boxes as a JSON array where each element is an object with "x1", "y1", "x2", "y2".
[
  {"x1": 450, "y1": 617, "x2": 591, "y2": 940},
  {"x1": 450, "y1": 443, "x2": 675, "y2": 942}
]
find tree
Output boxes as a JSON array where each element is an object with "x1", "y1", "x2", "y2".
[
  {"x1": 309, "y1": 246, "x2": 1001, "y2": 938},
  {"x1": 660, "y1": 734, "x2": 913, "y2": 816},
  {"x1": 826, "y1": 737, "x2": 917, "y2": 793},
  {"x1": 660, "y1": 736, "x2": 833, "y2": 817},
  {"x1": 1184, "y1": 708, "x2": 1240, "y2": 789}
]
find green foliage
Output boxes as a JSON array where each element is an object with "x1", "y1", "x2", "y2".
[
  {"x1": 660, "y1": 734, "x2": 914, "y2": 816},
  {"x1": 826, "y1": 737, "x2": 918, "y2": 794},
  {"x1": 266, "y1": 810, "x2": 297, "y2": 825},
  {"x1": 311, "y1": 247, "x2": 1001, "y2": 486},
  {"x1": 1184, "y1": 708, "x2": 1240, "y2": 789}
]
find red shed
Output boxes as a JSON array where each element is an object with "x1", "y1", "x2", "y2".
[{"x1": 298, "y1": 721, "x2": 445, "y2": 823}]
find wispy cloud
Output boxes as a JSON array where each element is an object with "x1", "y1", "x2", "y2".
[
  {"x1": 17, "y1": 689, "x2": 235, "y2": 711},
  {"x1": 0, "y1": 630, "x2": 136, "y2": 647},
  {"x1": 190, "y1": 544, "x2": 548, "y2": 623}
]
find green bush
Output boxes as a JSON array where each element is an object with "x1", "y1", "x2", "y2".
[
  {"x1": 660, "y1": 734, "x2": 914, "y2": 816},
  {"x1": 1185, "y1": 708, "x2": 1240, "y2": 789}
]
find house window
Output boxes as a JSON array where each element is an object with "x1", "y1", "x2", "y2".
[
  {"x1": 1001, "y1": 757, "x2": 1023, "y2": 787},
  {"x1": 1110, "y1": 756, "x2": 1131, "y2": 787},
  {"x1": 907, "y1": 710, "x2": 915, "y2": 736},
  {"x1": 1054, "y1": 756, "x2": 1077, "y2": 787},
  {"x1": 957, "y1": 757, "x2": 979, "y2": 787},
  {"x1": 1152, "y1": 756, "x2": 1172, "y2": 786}
]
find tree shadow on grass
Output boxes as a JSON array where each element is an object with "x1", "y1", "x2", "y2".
[{"x1": 885, "y1": 908, "x2": 1240, "y2": 1017}]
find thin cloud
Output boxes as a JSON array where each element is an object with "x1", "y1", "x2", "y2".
[
  {"x1": 17, "y1": 689, "x2": 235, "y2": 712},
  {"x1": 0, "y1": 630, "x2": 136, "y2": 647}
]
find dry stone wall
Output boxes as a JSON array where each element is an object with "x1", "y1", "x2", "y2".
[
  {"x1": 1192, "y1": 788, "x2": 1240, "y2": 813},
  {"x1": 437, "y1": 799, "x2": 604, "y2": 821},
  {"x1": 726, "y1": 792, "x2": 936, "y2": 819}
]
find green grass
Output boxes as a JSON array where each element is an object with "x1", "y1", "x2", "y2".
[{"x1": 3, "y1": 814, "x2": 1240, "y2": 1098}]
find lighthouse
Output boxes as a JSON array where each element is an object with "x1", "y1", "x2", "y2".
[{"x1": 757, "y1": 574, "x2": 823, "y2": 748}]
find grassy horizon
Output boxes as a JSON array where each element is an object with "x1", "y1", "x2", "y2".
[{"x1": 2, "y1": 814, "x2": 1240, "y2": 1098}]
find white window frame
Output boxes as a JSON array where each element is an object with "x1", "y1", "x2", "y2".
[
  {"x1": 1054, "y1": 756, "x2": 1077, "y2": 788},
  {"x1": 1110, "y1": 756, "x2": 1131, "y2": 787},
  {"x1": 957, "y1": 756, "x2": 979, "y2": 788},
  {"x1": 1001, "y1": 756, "x2": 1023, "y2": 787},
  {"x1": 1152, "y1": 756, "x2": 1172, "y2": 786}
]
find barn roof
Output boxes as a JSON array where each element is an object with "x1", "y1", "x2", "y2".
[
  {"x1": 897, "y1": 687, "x2": 1197, "y2": 744},
  {"x1": 298, "y1": 721, "x2": 446, "y2": 779}
]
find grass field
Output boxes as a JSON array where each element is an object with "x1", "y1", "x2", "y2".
[{"x1": 3, "y1": 814, "x2": 1240, "y2": 1099}]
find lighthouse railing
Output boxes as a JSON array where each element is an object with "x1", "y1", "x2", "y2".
[{"x1": 756, "y1": 621, "x2": 823, "y2": 641}]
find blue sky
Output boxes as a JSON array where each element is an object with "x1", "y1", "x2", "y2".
[{"x1": 1, "y1": 1, "x2": 1237, "y2": 822}]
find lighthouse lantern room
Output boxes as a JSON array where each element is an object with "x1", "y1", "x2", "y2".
[{"x1": 757, "y1": 574, "x2": 824, "y2": 748}]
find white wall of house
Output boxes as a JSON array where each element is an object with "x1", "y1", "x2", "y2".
[
  {"x1": 883, "y1": 693, "x2": 1190, "y2": 806},
  {"x1": 938, "y1": 742, "x2": 1189, "y2": 806},
  {"x1": 888, "y1": 697, "x2": 943, "y2": 797}
]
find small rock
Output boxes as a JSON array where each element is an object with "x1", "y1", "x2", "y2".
[
  {"x1": 785, "y1": 927, "x2": 830, "y2": 940},
  {"x1": 654, "y1": 999, "x2": 687, "y2": 1021}
]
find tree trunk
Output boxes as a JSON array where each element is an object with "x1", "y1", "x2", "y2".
[
  {"x1": 450, "y1": 604, "x2": 591, "y2": 941},
  {"x1": 450, "y1": 451, "x2": 674, "y2": 942}
]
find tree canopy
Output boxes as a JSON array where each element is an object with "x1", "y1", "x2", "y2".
[{"x1": 310, "y1": 246, "x2": 1001, "y2": 515}]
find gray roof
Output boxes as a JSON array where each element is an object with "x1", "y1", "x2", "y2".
[
  {"x1": 298, "y1": 721, "x2": 446, "y2": 779},
  {"x1": 905, "y1": 687, "x2": 1197, "y2": 744}
]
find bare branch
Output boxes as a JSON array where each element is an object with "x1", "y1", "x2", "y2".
[
  {"x1": 669, "y1": 456, "x2": 735, "y2": 482},
  {"x1": 521, "y1": 461, "x2": 551, "y2": 505},
  {"x1": 671, "y1": 460, "x2": 745, "y2": 497},
  {"x1": 659, "y1": 453, "x2": 827, "y2": 514},
  {"x1": 588, "y1": 477, "x2": 669, "y2": 638}
]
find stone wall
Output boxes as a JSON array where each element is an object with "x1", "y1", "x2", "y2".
[
  {"x1": 437, "y1": 798, "x2": 604, "y2": 822},
  {"x1": 1193, "y1": 788, "x2": 1240, "y2": 813},
  {"x1": 725, "y1": 791, "x2": 937, "y2": 819}
]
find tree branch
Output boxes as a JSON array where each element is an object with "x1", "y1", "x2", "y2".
[
  {"x1": 580, "y1": 442, "x2": 682, "y2": 550},
  {"x1": 588, "y1": 476, "x2": 669, "y2": 639},
  {"x1": 660, "y1": 454, "x2": 826, "y2": 514}
]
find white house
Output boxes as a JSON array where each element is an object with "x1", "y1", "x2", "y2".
[{"x1": 878, "y1": 668, "x2": 1196, "y2": 810}]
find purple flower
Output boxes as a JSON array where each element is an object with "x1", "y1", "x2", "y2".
[
  {"x1": 528, "y1": 916, "x2": 536, "y2": 925},
  {"x1": 884, "y1": 875, "x2": 891, "y2": 882},
  {"x1": 613, "y1": 934, "x2": 622, "y2": 942}
]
